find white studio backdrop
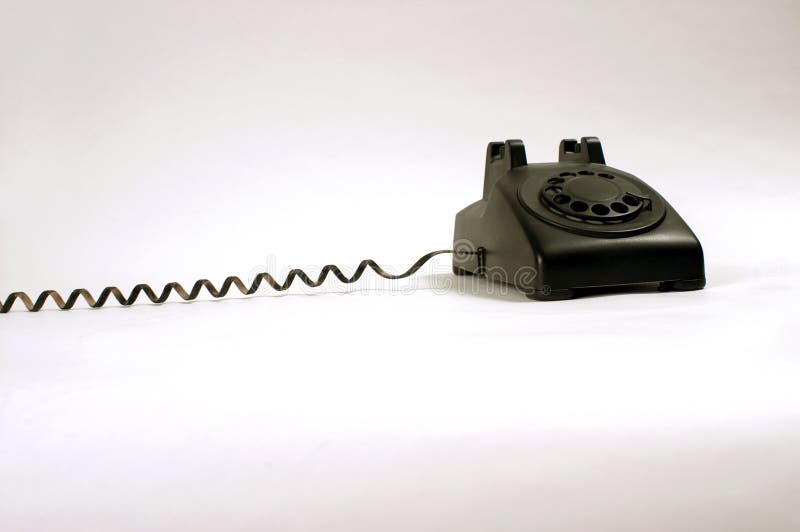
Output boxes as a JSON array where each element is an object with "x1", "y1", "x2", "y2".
[{"x1": 1, "y1": 1, "x2": 799, "y2": 531}]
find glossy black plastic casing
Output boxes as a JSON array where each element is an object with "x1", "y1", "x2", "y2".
[{"x1": 452, "y1": 137, "x2": 705, "y2": 300}]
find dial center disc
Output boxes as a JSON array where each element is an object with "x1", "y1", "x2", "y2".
[{"x1": 565, "y1": 175, "x2": 621, "y2": 201}]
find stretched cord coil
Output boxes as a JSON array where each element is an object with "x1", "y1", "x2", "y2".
[{"x1": 1, "y1": 250, "x2": 456, "y2": 313}]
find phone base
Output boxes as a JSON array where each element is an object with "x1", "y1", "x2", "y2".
[
  {"x1": 658, "y1": 278, "x2": 706, "y2": 292},
  {"x1": 525, "y1": 288, "x2": 576, "y2": 301}
]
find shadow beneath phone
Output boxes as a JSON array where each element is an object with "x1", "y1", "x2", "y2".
[{"x1": 416, "y1": 273, "x2": 710, "y2": 302}]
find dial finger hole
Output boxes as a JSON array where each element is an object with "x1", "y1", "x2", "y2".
[{"x1": 553, "y1": 194, "x2": 570, "y2": 204}]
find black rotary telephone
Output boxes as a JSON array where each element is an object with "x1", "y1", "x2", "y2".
[
  {"x1": 1, "y1": 136, "x2": 704, "y2": 313},
  {"x1": 452, "y1": 137, "x2": 705, "y2": 300}
]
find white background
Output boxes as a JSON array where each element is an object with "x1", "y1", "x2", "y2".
[{"x1": 1, "y1": 1, "x2": 799, "y2": 530}]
